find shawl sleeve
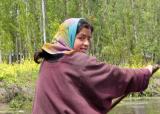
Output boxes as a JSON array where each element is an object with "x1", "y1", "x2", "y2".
[{"x1": 81, "y1": 56, "x2": 152, "y2": 98}]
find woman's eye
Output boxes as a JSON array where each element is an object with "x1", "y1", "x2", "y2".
[{"x1": 78, "y1": 37, "x2": 85, "y2": 40}]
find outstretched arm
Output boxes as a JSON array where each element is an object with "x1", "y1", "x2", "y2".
[{"x1": 107, "y1": 63, "x2": 160, "y2": 113}]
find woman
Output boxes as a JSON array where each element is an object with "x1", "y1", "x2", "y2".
[{"x1": 32, "y1": 18, "x2": 159, "y2": 114}]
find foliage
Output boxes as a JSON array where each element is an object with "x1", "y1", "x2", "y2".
[
  {"x1": 0, "y1": 0, "x2": 160, "y2": 64},
  {"x1": 0, "y1": 60, "x2": 39, "y2": 110},
  {"x1": 9, "y1": 93, "x2": 32, "y2": 110},
  {"x1": 0, "y1": 60, "x2": 39, "y2": 86}
]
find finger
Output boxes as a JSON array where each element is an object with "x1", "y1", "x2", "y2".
[
  {"x1": 156, "y1": 61, "x2": 160, "y2": 65},
  {"x1": 152, "y1": 64, "x2": 160, "y2": 74}
]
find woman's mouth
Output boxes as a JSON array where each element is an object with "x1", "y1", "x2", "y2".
[{"x1": 80, "y1": 48, "x2": 88, "y2": 53}]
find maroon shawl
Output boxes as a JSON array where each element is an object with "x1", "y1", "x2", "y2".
[{"x1": 32, "y1": 52, "x2": 151, "y2": 114}]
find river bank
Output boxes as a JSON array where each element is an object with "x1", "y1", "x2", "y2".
[
  {"x1": 0, "y1": 103, "x2": 9, "y2": 111},
  {"x1": 0, "y1": 103, "x2": 26, "y2": 114}
]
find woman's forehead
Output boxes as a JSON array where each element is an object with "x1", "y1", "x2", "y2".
[{"x1": 77, "y1": 28, "x2": 92, "y2": 37}]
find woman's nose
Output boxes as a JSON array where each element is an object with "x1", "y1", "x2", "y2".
[{"x1": 84, "y1": 39, "x2": 89, "y2": 46}]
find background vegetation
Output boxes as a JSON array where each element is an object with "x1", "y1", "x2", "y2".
[{"x1": 0, "y1": 0, "x2": 160, "y2": 64}]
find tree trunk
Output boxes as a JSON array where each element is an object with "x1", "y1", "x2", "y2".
[
  {"x1": 64, "y1": 0, "x2": 68, "y2": 18},
  {"x1": 131, "y1": 0, "x2": 138, "y2": 44},
  {"x1": 0, "y1": 50, "x2": 2, "y2": 63},
  {"x1": 80, "y1": 0, "x2": 84, "y2": 16},
  {"x1": 41, "y1": 0, "x2": 46, "y2": 43}
]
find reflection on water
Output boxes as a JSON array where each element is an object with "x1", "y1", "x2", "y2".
[
  {"x1": 109, "y1": 97, "x2": 160, "y2": 114},
  {"x1": 1, "y1": 98, "x2": 160, "y2": 114}
]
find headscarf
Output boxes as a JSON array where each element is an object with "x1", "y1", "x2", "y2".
[{"x1": 42, "y1": 18, "x2": 83, "y2": 55}]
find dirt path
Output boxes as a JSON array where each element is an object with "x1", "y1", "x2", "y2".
[{"x1": 0, "y1": 103, "x2": 9, "y2": 111}]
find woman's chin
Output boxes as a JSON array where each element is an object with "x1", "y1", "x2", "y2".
[
  {"x1": 74, "y1": 49, "x2": 88, "y2": 53},
  {"x1": 80, "y1": 50, "x2": 88, "y2": 53}
]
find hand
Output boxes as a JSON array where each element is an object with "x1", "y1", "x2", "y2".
[
  {"x1": 146, "y1": 64, "x2": 160, "y2": 75},
  {"x1": 152, "y1": 64, "x2": 160, "y2": 74}
]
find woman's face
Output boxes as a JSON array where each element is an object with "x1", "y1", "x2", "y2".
[{"x1": 73, "y1": 28, "x2": 92, "y2": 53}]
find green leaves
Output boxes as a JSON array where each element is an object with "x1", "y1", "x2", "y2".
[{"x1": 0, "y1": 0, "x2": 159, "y2": 64}]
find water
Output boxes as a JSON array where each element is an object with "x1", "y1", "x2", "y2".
[
  {"x1": 109, "y1": 97, "x2": 160, "y2": 114},
  {"x1": 1, "y1": 98, "x2": 160, "y2": 114}
]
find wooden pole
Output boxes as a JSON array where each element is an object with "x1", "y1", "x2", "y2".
[{"x1": 107, "y1": 94, "x2": 128, "y2": 113}]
